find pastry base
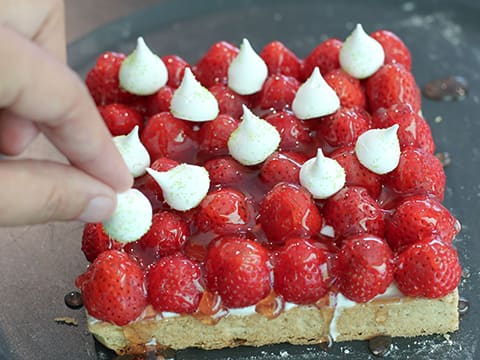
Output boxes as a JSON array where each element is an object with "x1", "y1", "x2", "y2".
[{"x1": 88, "y1": 289, "x2": 459, "y2": 355}]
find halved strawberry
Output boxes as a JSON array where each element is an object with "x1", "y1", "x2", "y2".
[
  {"x1": 81, "y1": 223, "x2": 122, "y2": 262},
  {"x1": 264, "y1": 111, "x2": 312, "y2": 152},
  {"x1": 161, "y1": 55, "x2": 190, "y2": 88},
  {"x1": 259, "y1": 151, "x2": 307, "y2": 188},
  {"x1": 371, "y1": 30, "x2": 412, "y2": 71},
  {"x1": 256, "y1": 74, "x2": 300, "y2": 111},
  {"x1": 204, "y1": 156, "x2": 253, "y2": 187},
  {"x1": 98, "y1": 103, "x2": 144, "y2": 136},
  {"x1": 260, "y1": 41, "x2": 302, "y2": 80},
  {"x1": 145, "y1": 86, "x2": 174, "y2": 117},
  {"x1": 194, "y1": 41, "x2": 239, "y2": 88},
  {"x1": 209, "y1": 84, "x2": 250, "y2": 119},
  {"x1": 198, "y1": 114, "x2": 240, "y2": 158},
  {"x1": 324, "y1": 69, "x2": 366, "y2": 109},
  {"x1": 301, "y1": 38, "x2": 342, "y2": 80}
]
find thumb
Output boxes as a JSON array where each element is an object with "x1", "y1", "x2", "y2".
[{"x1": 0, "y1": 159, "x2": 117, "y2": 225}]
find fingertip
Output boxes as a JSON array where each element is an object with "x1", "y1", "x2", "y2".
[{"x1": 78, "y1": 195, "x2": 116, "y2": 223}]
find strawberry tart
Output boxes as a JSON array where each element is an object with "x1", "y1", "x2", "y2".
[{"x1": 77, "y1": 24, "x2": 462, "y2": 355}]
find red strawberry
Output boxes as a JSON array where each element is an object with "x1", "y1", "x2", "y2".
[
  {"x1": 204, "y1": 156, "x2": 253, "y2": 187},
  {"x1": 395, "y1": 240, "x2": 461, "y2": 298},
  {"x1": 301, "y1": 38, "x2": 342, "y2": 80},
  {"x1": 141, "y1": 112, "x2": 198, "y2": 163},
  {"x1": 264, "y1": 111, "x2": 312, "y2": 152},
  {"x1": 145, "y1": 86, "x2": 174, "y2": 117},
  {"x1": 273, "y1": 238, "x2": 332, "y2": 304},
  {"x1": 365, "y1": 64, "x2": 421, "y2": 113},
  {"x1": 161, "y1": 55, "x2": 190, "y2": 88},
  {"x1": 81, "y1": 223, "x2": 122, "y2": 262},
  {"x1": 209, "y1": 84, "x2": 250, "y2": 119},
  {"x1": 324, "y1": 69, "x2": 367, "y2": 109},
  {"x1": 370, "y1": 30, "x2": 412, "y2": 71},
  {"x1": 257, "y1": 74, "x2": 300, "y2": 111},
  {"x1": 125, "y1": 211, "x2": 190, "y2": 268},
  {"x1": 146, "y1": 254, "x2": 203, "y2": 313},
  {"x1": 75, "y1": 250, "x2": 147, "y2": 326},
  {"x1": 260, "y1": 41, "x2": 302, "y2": 80},
  {"x1": 259, "y1": 182, "x2": 323, "y2": 244},
  {"x1": 85, "y1": 52, "x2": 138, "y2": 105},
  {"x1": 194, "y1": 41, "x2": 239, "y2": 88},
  {"x1": 205, "y1": 236, "x2": 271, "y2": 308},
  {"x1": 385, "y1": 195, "x2": 460, "y2": 252},
  {"x1": 194, "y1": 188, "x2": 255, "y2": 235},
  {"x1": 323, "y1": 186, "x2": 385, "y2": 241},
  {"x1": 330, "y1": 146, "x2": 382, "y2": 198},
  {"x1": 384, "y1": 148, "x2": 446, "y2": 201},
  {"x1": 316, "y1": 107, "x2": 371, "y2": 150},
  {"x1": 198, "y1": 114, "x2": 240, "y2": 158},
  {"x1": 337, "y1": 234, "x2": 394, "y2": 302},
  {"x1": 259, "y1": 151, "x2": 307, "y2": 188},
  {"x1": 372, "y1": 103, "x2": 434, "y2": 153},
  {"x1": 97, "y1": 103, "x2": 144, "y2": 136}
]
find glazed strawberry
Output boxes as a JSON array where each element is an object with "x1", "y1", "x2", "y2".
[
  {"x1": 264, "y1": 111, "x2": 312, "y2": 152},
  {"x1": 395, "y1": 241, "x2": 461, "y2": 298},
  {"x1": 273, "y1": 238, "x2": 332, "y2": 304},
  {"x1": 365, "y1": 63, "x2": 421, "y2": 113},
  {"x1": 324, "y1": 69, "x2": 367, "y2": 109},
  {"x1": 205, "y1": 236, "x2": 271, "y2": 308},
  {"x1": 75, "y1": 250, "x2": 147, "y2": 326},
  {"x1": 81, "y1": 223, "x2": 122, "y2": 262},
  {"x1": 337, "y1": 234, "x2": 394, "y2": 302},
  {"x1": 97, "y1": 103, "x2": 144, "y2": 136},
  {"x1": 330, "y1": 146, "x2": 382, "y2": 198},
  {"x1": 384, "y1": 148, "x2": 446, "y2": 201},
  {"x1": 372, "y1": 103, "x2": 434, "y2": 153},
  {"x1": 370, "y1": 30, "x2": 412, "y2": 70},
  {"x1": 198, "y1": 114, "x2": 240, "y2": 157},
  {"x1": 161, "y1": 55, "x2": 190, "y2": 88},
  {"x1": 145, "y1": 86, "x2": 174, "y2": 117},
  {"x1": 323, "y1": 186, "x2": 385, "y2": 241},
  {"x1": 209, "y1": 84, "x2": 250, "y2": 119},
  {"x1": 194, "y1": 41, "x2": 239, "y2": 88},
  {"x1": 316, "y1": 107, "x2": 371, "y2": 150},
  {"x1": 146, "y1": 254, "x2": 203, "y2": 313},
  {"x1": 194, "y1": 188, "x2": 255, "y2": 235},
  {"x1": 257, "y1": 74, "x2": 300, "y2": 111},
  {"x1": 125, "y1": 211, "x2": 190, "y2": 268},
  {"x1": 385, "y1": 195, "x2": 460, "y2": 252},
  {"x1": 204, "y1": 156, "x2": 253, "y2": 187},
  {"x1": 141, "y1": 112, "x2": 198, "y2": 163},
  {"x1": 259, "y1": 182, "x2": 322, "y2": 244},
  {"x1": 260, "y1": 41, "x2": 302, "y2": 79},
  {"x1": 86, "y1": 51, "x2": 138, "y2": 105},
  {"x1": 301, "y1": 38, "x2": 342, "y2": 80},
  {"x1": 259, "y1": 151, "x2": 307, "y2": 188}
]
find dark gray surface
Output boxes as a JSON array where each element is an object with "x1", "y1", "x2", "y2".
[{"x1": 1, "y1": 0, "x2": 479, "y2": 359}]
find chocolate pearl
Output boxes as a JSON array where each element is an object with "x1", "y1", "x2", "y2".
[
  {"x1": 458, "y1": 297, "x2": 469, "y2": 315},
  {"x1": 64, "y1": 291, "x2": 83, "y2": 309},
  {"x1": 423, "y1": 76, "x2": 468, "y2": 101},
  {"x1": 368, "y1": 335, "x2": 392, "y2": 357},
  {"x1": 435, "y1": 152, "x2": 452, "y2": 167}
]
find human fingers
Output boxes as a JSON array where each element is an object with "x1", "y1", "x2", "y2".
[
  {"x1": 0, "y1": 26, "x2": 133, "y2": 192},
  {"x1": 0, "y1": 159, "x2": 117, "y2": 225},
  {"x1": 0, "y1": 111, "x2": 39, "y2": 156}
]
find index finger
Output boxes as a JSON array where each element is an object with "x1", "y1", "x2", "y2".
[{"x1": 0, "y1": 26, "x2": 133, "y2": 192}]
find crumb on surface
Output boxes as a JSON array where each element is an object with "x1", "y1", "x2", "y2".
[{"x1": 54, "y1": 316, "x2": 78, "y2": 326}]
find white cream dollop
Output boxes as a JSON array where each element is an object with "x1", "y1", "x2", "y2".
[
  {"x1": 228, "y1": 38, "x2": 268, "y2": 95},
  {"x1": 102, "y1": 189, "x2": 153, "y2": 243},
  {"x1": 227, "y1": 105, "x2": 280, "y2": 166},
  {"x1": 113, "y1": 126, "x2": 150, "y2": 178},
  {"x1": 299, "y1": 148, "x2": 346, "y2": 199},
  {"x1": 355, "y1": 125, "x2": 401, "y2": 175},
  {"x1": 339, "y1": 24, "x2": 385, "y2": 79},
  {"x1": 292, "y1": 67, "x2": 340, "y2": 120},
  {"x1": 170, "y1": 67, "x2": 219, "y2": 122},
  {"x1": 146, "y1": 164, "x2": 210, "y2": 211},
  {"x1": 119, "y1": 37, "x2": 168, "y2": 95}
]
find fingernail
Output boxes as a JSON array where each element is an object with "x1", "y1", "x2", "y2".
[{"x1": 78, "y1": 196, "x2": 116, "y2": 222}]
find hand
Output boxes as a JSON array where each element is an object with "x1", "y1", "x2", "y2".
[{"x1": 0, "y1": 0, "x2": 133, "y2": 225}]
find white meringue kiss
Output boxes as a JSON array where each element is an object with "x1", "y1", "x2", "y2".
[
  {"x1": 355, "y1": 125, "x2": 401, "y2": 175},
  {"x1": 228, "y1": 38, "x2": 268, "y2": 95},
  {"x1": 292, "y1": 67, "x2": 340, "y2": 120},
  {"x1": 147, "y1": 164, "x2": 210, "y2": 211},
  {"x1": 170, "y1": 68, "x2": 219, "y2": 122},
  {"x1": 102, "y1": 189, "x2": 153, "y2": 243},
  {"x1": 113, "y1": 126, "x2": 150, "y2": 178},
  {"x1": 300, "y1": 148, "x2": 346, "y2": 199},
  {"x1": 119, "y1": 37, "x2": 168, "y2": 95},
  {"x1": 228, "y1": 105, "x2": 280, "y2": 166},
  {"x1": 339, "y1": 24, "x2": 385, "y2": 79}
]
